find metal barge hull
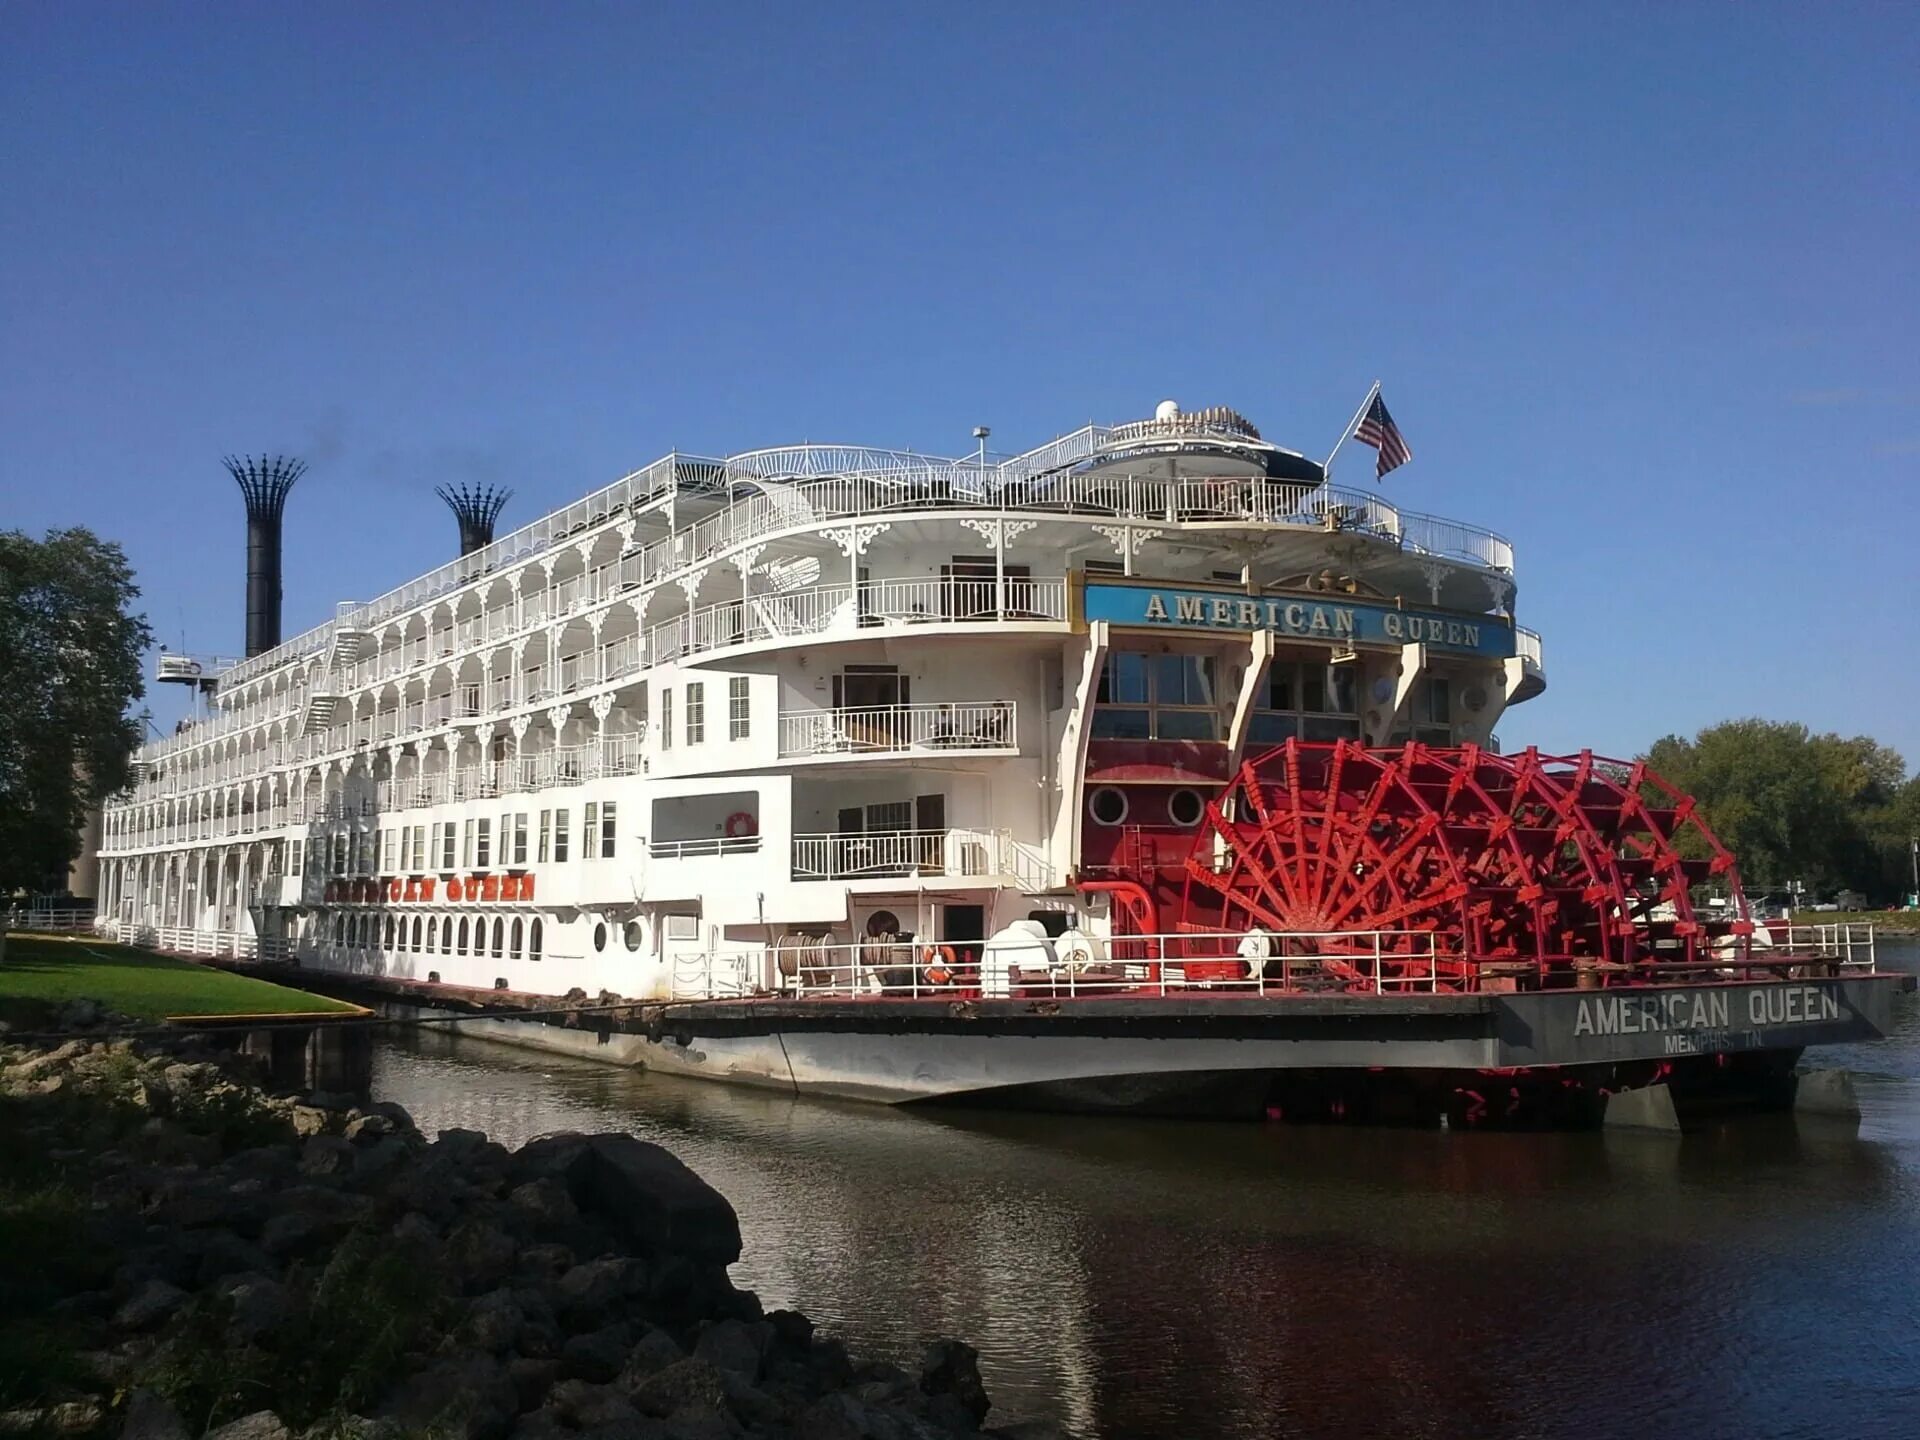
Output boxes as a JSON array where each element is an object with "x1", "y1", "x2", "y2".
[{"x1": 350, "y1": 971, "x2": 1909, "y2": 1123}]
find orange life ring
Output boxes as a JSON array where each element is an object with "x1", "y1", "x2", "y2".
[
  {"x1": 921, "y1": 944, "x2": 957, "y2": 986},
  {"x1": 724, "y1": 811, "x2": 757, "y2": 839}
]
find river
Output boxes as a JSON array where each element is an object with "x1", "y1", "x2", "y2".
[{"x1": 368, "y1": 937, "x2": 1920, "y2": 1439}]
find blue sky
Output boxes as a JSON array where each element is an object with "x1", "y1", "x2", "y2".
[{"x1": 4, "y1": 2, "x2": 1915, "y2": 763}]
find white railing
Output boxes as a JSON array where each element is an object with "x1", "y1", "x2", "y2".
[
  {"x1": 779, "y1": 700, "x2": 1017, "y2": 758},
  {"x1": 1515, "y1": 626, "x2": 1544, "y2": 674},
  {"x1": 3, "y1": 908, "x2": 95, "y2": 933},
  {"x1": 667, "y1": 929, "x2": 1445, "y2": 1002},
  {"x1": 789, "y1": 827, "x2": 1048, "y2": 887},
  {"x1": 96, "y1": 919, "x2": 296, "y2": 964},
  {"x1": 647, "y1": 835, "x2": 763, "y2": 860},
  {"x1": 1766, "y1": 921, "x2": 1878, "y2": 971}
]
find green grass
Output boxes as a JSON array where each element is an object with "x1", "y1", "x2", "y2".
[{"x1": 0, "y1": 934, "x2": 357, "y2": 1024}]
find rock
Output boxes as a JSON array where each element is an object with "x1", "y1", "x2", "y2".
[
  {"x1": 0, "y1": 1410, "x2": 48, "y2": 1437},
  {"x1": 766, "y1": 1309, "x2": 815, "y2": 1352},
  {"x1": 378, "y1": 1351, "x2": 518, "y2": 1440},
  {"x1": 46, "y1": 1400, "x2": 104, "y2": 1434},
  {"x1": 547, "y1": 1380, "x2": 640, "y2": 1431},
  {"x1": 112, "y1": 1278, "x2": 188, "y2": 1331},
  {"x1": 194, "y1": 1230, "x2": 278, "y2": 1286},
  {"x1": 56, "y1": 999, "x2": 104, "y2": 1029},
  {"x1": 390, "y1": 1211, "x2": 441, "y2": 1250},
  {"x1": 508, "y1": 1133, "x2": 740, "y2": 1265},
  {"x1": 205, "y1": 1413, "x2": 291, "y2": 1440},
  {"x1": 919, "y1": 1340, "x2": 990, "y2": 1426},
  {"x1": 693, "y1": 1319, "x2": 770, "y2": 1382},
  {"x1": 461, "y1": 1289, "x2": 525, "y2": 1354},
  {"x1": 351, "y1": 1135, "x2": 413, "y2": 1183},
  {"x1": 343, "y1": 1111, "x2": 396, "y2": 1144},
  {"x1": 119, "y1": 1388, "x2": 188, "y2": 1440},
  {"x1": 508, "y1": 1177, "x2": 580, "y2": 1229},
  {"x1": 221, "y1": 1273, "x2": 292, "y2": 1343},
  {"x1": 300, "y1": 1135, "x2": 357, "y2": 1177},
  {"x1": 515, "y1": 1242, "x2": 575, "y2": 1279},
  {"x1": 446, "y1": 1219, "x2": 519, "y2": 1291},
  {"x1": 506, "y1": 1356, "x2": 561, "y2": 1413},
  {"x1": 617, "y1": 1327, "x2": 686, "y2": 1388},
  {"x1": 628, "y1": 1359, "x2": 733, "y2": 1422},
  {"x1": 793, "y1": 1393, "x2": 872, "y2": 1440},
  {"x1": 560, "y1": 1322, "x2": 635, "y2": 1383},
  {"x1": 289, "y1": 1105, "x2": 334, "y2": 1138},
  {"x1": 553, "y1": 1256, "x2": 647, "y2": 1328}
]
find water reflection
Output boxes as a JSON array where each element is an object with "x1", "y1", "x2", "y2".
[{"x1": 372, "y1": 936, "x2": 1920, "y2": 1440}]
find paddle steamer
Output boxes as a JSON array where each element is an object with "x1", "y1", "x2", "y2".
[{"x1": 95, "y1": 402, "x2": 1902, "y2": 1122}]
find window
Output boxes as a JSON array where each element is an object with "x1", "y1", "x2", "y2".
[
  {"x1": 1252, "y1": 661, "x2": 1363, "y2": 744},
  {"x1": 1169, "y1": 788, "x2": 1206, "y2": 826},
  {"x1": 729, "y1": 677, "x2": 750, "y2": 739},
  {"x1": 426, "y1": 917, "x2": 438, "y2": 952},
  {"x1": 624, "y1": 920, "x2": 644, "y2": 951},
  {"x1": 1091, "y1": 651, "x2": 1218, "y2": 740},
  {"x1": 538, "y1": 810, "x2": 551, "y2": 863},
  {"x1": 583, "y1": 804, "x2": 597, "y2": 858},
  {"x1": 661, "y1": 690, "x2": 673, "y2": 750},
  {"x1": 510, "y1": 919, "x2": 523, "y2": 960},
  {"x1": 665, "y1": 913, "x2": 699, "y2": 941},
  {"x1": 458, "y1": 917, "x2": 470, "y2": 955},
  {"x1": 475, "y1": 818, "x2": 491, "y2": 868},
  {"x1": 511, "y1": 813, "x2": 528, "y2": 865},
  {"x1": 369, "y1": 830, "x2": 382, "y2": 874},
  {"x1": 463, "y1": 818, "x2": 474, "y2": 868},
  {"x1": 440, "y1": 823, "x2": 457, "y2": 870},
  {"x1": 411, "y1": 916, "x2": 423, "y2": 952},
  {"x1": 552, "y1": 808, "x2": 570, "y2": 863},
  {"x1": 529, "y1": 919, "x2": 543, "y2": 962},
  {"x1": 686, "y1": 683, "x2": 705, "y2": 744},
  {"x1": 600, "y1": 802, "x2": 617, "y2": 858},
  {"x1": 290, "y1": 843, "x2": 301, "y2": 876},
  {"x1": 442, "y1": 917, "x2": 453, "y2": 955},
  {"x1": 593, "y1": 921, "x2": 608, "y2": 952},
  {"x1": 411, "y1": 825, "x2": 426, "y2": 872},
  {"x1": 1089, "y1": 787, "x2": 1129, "y2": 826},
  {"x1": 491, "y1": 917, "x2": 504, "y2": 959}
]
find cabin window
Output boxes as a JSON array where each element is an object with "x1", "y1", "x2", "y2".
[
  {"x1": 1092, "y1": 651, "x2": 1218, "y2": 741},
  {"x1": 729, "y1": 677, "x2": 750, "y2": 740},
  {"x1": 529, "y1": 920, "x2": 543, "y2": 962},
  {"x1": 686, "y1": 683, "x2": 705, "y2": 744},
  {"x1": 510, "y1": 919, "x2": 523, "y2": 960},
  {"x1": 666, "y1": 913, "x2": 699, "y2": 941}
]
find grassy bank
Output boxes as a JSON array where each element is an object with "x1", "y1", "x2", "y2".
[{"x1": 0, "y1": 934, "x2": 357, "y2": 1026}]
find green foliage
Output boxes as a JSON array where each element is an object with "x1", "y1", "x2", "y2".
[
  {"x1": 149, "y1": 1226, "x2": 452, "y2": 1431},
  {"x1": 0, "y1": 935, "x2": 358, "y2": 1022},
  {"x1": 0, "y1": 528, "x2": 152, "y2": 897},
  {"x1": 1643, "y1": 719, "x2": 1918, "y2": 902}
]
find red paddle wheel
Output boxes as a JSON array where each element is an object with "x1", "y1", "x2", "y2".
[{"x1": 1117, "y1": 740, "x2": 1750, "y2": 992}]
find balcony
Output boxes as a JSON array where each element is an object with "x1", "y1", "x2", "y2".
[
  {"x1": 778, "y1": 700, "x2": 1017, "y2": 760},
  {"x1": 791, "y1": 827, "x2": 1050, "y2": 887}
]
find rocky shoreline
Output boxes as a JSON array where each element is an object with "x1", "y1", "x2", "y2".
[{"x1": 0, "y1": 1008, "x2": 1047, "y2": 1440}]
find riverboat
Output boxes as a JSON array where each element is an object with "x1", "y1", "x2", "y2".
[{"x1": 94, "y1": 401, "x2": 1907, "y2": 1123}]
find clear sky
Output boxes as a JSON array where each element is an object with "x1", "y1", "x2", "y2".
[{"x1": 4, "y1": 2, "x2": 1915, "y2": 762}]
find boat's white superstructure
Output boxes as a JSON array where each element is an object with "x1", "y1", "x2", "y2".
[{"x1": 96, "y1": 403, "x2": 1542, "y2": 999}]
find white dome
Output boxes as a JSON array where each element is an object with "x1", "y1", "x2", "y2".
[{"x1": 1154, "y1": 399, "x2": 1180, "y2": 421}]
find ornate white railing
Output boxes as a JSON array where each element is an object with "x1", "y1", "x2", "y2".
[
  {"x1": 778, "y1": 701, "x2": 1017, "y2": 758},
  {"x1": 789, "y1": 827, "x2": 1047, "y2": 887}
]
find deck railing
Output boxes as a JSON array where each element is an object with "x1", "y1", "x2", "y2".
[
  {"x1": 789, "y1": 827, "x2": 1050, "y2": 887},
  {"x1": 779, "y1": 700, "x2": 1017, "y2": 758}
]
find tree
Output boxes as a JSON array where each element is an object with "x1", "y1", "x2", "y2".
[
  {"x1": 1642, "y1": 718, "x2": 1914, "y2": 903},
  {"x1": 0, "y1": 529, "x2": 151, "y2": 897}
]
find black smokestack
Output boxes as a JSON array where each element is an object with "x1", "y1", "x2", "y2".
[
  {"x1": 224, "y1": 454, "x2": 306, "y2": 658},
  {"x1": 437, "y1": 482, "x2": 512, "y2": 557}
]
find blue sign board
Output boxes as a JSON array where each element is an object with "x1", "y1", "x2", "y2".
[{"x1": 1080, "y1": 580, "x2": 1514, "y2": 659}]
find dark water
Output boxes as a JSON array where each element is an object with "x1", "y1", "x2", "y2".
[{"x1": 370, "y1": 937, "x2": 1920, "y2": 1440}]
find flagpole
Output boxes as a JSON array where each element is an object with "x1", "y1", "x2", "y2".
[{"x1": 1323, "y1": 380, "x2": 1380, "y2": 483}]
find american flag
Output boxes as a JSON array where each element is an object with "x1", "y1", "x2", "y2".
[{"x1": 1354, "y1": 392, "x2": 1411, "y2": 478}]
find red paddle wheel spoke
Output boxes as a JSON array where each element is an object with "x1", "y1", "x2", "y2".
[{"x1": 1123, "y1": 740, "x2": 1747, "y2": 992}]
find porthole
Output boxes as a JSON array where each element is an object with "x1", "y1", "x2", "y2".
[
  {"x1": 1168, "y1": 788, "x2": 1205, "y2": 828},
  {"x1": 1089, "y1": 786, "x2": 1129, "y2": 827},
  {"x1": 593, "y1": 921, "x2": 608, "y2": 953},
  {"x1": 624, "y1": 920, "x2": 644, "y2": 952}
]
